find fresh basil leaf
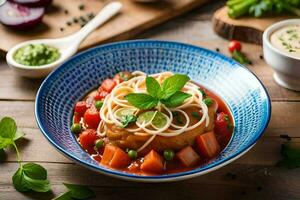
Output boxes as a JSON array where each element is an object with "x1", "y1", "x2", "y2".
[
  {"x1": 161, "y1": 91, "x2": 191, "y2": 108},
  {"x1": 0, "y1": 117, "x2": 17, "y2": 139},
  {"x1": 121, "y1": 115, "x2": 137, "y2": 128},
  {"x1": 14, "y1": 131, "x2": 24, "y2": 141},
  {"x1": 160, "y1": 74, "x2": 190, "y2": 99},
  {"x1": 0, "y1": 136, "x2": 13, "y2": 149},
  {"x1": 125, "y1": 93, "x2": 158, "y2": 109},
  {"x1": 23, "y1": 175, "x2": 50, "y2": 193},
  {"x1": 63, "y1": 183, "x2": 96, "y2": 199},
  {"x1": 13, "y1": 167, "x2": 30, "y2": 192},
  {"x1": 277, "y1": 143, "x2": 300, "y2": 169},
  {"x1": 192, "y1": 112, "x2": 202, "y2": 120},
  {"x1": 13, "y1": 163, "x2": 50, "y2": 193},
  {"x1": 53, "y1": 191, "x2": 73, "y2": 200},
  {"x1": 146, "y1": 76, "x2": 161, "y2": 98},
  {"x1": 23, "y1": 163, "x2": 47, "y2": 180}
]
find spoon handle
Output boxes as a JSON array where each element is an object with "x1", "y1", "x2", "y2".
[{"x1": 69, "y1": 2, "x2": 122, "y2": 46}]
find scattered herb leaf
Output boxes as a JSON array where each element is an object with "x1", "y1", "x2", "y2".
[
  {"x1": 172, "y1": 111, "x2": 183, "y2": 124},
  {"x1": 192, "y1": 112, "x2": 202, "y2": 120},
  {"x1": 121, "y1": 115, "x2": 137, "y2": 128},
  {"x1": 232, "y1": 50, "x2": 251, "y2": 65},
  {"x1": 277, "y1": 143, "x2": 300, "y2": 169},
  {"x1": 203, "y1": 98, "x2": 213, "y2": 107},
  {"x1": 199, "y1": 89, "x2": 207, "y2": 98}
]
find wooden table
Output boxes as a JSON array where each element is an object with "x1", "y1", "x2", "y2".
[{"x1": 1, "y1": 1, "x2": 300, "y2": 200}]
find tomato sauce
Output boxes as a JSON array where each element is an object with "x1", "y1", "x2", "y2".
[{"x1": 72, "y1": 72, "x2": 234, "y2": 175}]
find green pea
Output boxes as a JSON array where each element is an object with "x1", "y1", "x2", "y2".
[
  {"x1": 95, "y1": 101, "x2": 103, "y2": 110},
  {"x1": 203, "y1": 98, "x2": 213, "y2": 107},
  {"x1": 163, "y1": 149, "x2": 175, "y2": 161},
  {"x1": 71, "y1": 123, "x2": 81, "y2": 134},
  {"x1": 128, "y1": 150, "x2": 138, "y2": 160},
  {"x1": 95, "y1": 139, "x2": 105, "y2": 149}
]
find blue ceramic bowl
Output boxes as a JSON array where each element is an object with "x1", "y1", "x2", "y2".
[{"x1": 35, "y1": 40, "x2": 271, "y2": 182}]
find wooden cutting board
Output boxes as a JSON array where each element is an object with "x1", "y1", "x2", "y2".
[
  {"x1": 212, "y1": 6, "x2": 291, "y2": 44},
  {"x1": 0, "y1": 0, "x2": 211, "y2": 54}
]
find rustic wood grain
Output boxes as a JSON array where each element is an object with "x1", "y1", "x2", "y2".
[
  {"x1": 212, "y1": 6, "x2": 291, "y2": 44},
  {"x1": 1, "y1": 162, "x2": 300, "y2": 200},
  {"x1": 0, "y1": 0, "x2": 212, "y2": 53}
]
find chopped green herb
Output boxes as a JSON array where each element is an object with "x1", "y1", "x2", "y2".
[
  {"x1": 203, "y1": 98, "x2": 213, "y2": 107},
  {"x1": 172, "y1": 111, "x2": 183, "y2": 124},
  {"x1": 192, "y1": 112, "x2": 202, "y2": 120},
  {"x1": 121, "y1": 115, "x2": 137, "y2": 128},
  {"x1": 199, "y1": 88, "x2": 207, "y2": 98}
]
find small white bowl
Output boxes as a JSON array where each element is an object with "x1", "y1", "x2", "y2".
[{"x1": 263, "y1": 19, "x2": 300, "y2": 91}]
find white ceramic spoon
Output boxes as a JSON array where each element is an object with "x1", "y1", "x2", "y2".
[{"x1": 6, "y1": 2, "x2": 122, "y2": 78}]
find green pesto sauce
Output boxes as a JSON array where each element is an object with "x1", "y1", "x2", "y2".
[{"x1": 14, "y1": 44, "x2": 60, "y2": 66}]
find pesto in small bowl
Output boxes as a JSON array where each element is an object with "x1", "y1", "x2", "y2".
[{"x1": 14, "y1": 44, "x2": 60, "y2": 66}]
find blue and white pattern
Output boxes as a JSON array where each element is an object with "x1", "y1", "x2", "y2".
[{"x1": 35, "y1": 40, "x2": 271, "y2": 182}]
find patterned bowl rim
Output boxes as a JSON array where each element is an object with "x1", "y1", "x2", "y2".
[{"x1": 35, "y1": 39, "x2": 271, "y2": 182}]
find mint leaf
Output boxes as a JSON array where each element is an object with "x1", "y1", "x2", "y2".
[
  {"x1": 0, "y1": 117, "x2": 17, "y2": 139},
  {"x1": 13, "y1": 163, "x2": 50, "y2": 193},
  {"x1": 277, "y1": 143, "x2": 300, "y2": 169},
  {"x1": 63, "y1": 183, "x2": 95, "y2": 199},
  {"x1": 125, "y1": 93, "x2": 158, "y2": 109},
  {"x1": 161, "y1": 91, "x2": 191, "y2": 107},
  {"x1": 121, "y1": 115, "x2": 137, "y2": 128},
  {"x1": 146, "y1": 76, "x2": 161, "y2": 98},
  {"x1": 160, "y1": 74, "x2": 190, "y2": 99}
]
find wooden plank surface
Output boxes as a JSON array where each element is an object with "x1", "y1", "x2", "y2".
[
  {"x1": 1, "y1": 1, "x2": 300, "y2": 200},
  {"x1": 0, "y1": 0, "x2": 211, "y2": 53}
]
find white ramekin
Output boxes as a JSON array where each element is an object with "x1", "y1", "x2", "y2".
[{"x1": 263, "y1": 19, "x2": 300, "y2": 91}]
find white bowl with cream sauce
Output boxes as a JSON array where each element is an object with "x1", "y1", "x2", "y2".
[{"x1": 263, "y1": 19, "x2": 300, "y2": 91}]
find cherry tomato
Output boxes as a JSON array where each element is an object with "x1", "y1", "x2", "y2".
[
  {"x1": 79, "y1": 129, "x2": 98, "y2": 150},
  {"x1": 83, "y1": 108, "x2": 101, "y2": 129},
  {"x1": 74, "y1": 101, "x2": 87, "y2": 116},
  {"x1": 228, "y1": 40, "x2": 242, "y2": 53},
  {"x1": 113, "y1": 71, "x2": 132, "y2": 83},
  {"x1": 100, "y1": 79, "x2": 116, "y2": 93},
  {"x1": 214, "y1": 112, "x2": 231, "y2": 138}
]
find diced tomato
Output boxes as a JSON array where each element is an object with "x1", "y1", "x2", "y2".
[
  {"x1": 113, "y1": 71, "x2": 132, "y2": 83},
  {"x1": 83, "y1": 108, "x2": 101, "y2": 129},
  {"x1": 110, "y1": 148, "x2": 131, "y2": 168},
  {"x1": 214, "y1": 112, "x2": 232, "y2": 138},
  {"x1": 141, "y1": 150, "x2": 164, "y2": 173},
  {"x1": 196, "y1": 131, "x2": 221, "y2": 158},
  {"x1": 79, "y1": 129, "x2": 98, "y2": 150},
  {"x1": 96, "y1": 87, "x2": 109, "y2": 100},
  {"x1": 176, "y1": 146, "x2": 200, "y2": 167},
  {"x1": 100, "y1": 79, "x2": 116, "y2": 93},
  {"x1": 101, "y1": 145, "x2": 118, "y2": 166},
  {"x1": 73, "y1": 113, "x2": 81, "y2": 123},
  {"x1": 74, "y1": 101, "x2": 87, "y2": 116},
  {"x1": 228, "y1": 40, "x2": 242, "y2": 53},
  {"x1": 100, "y1": 145, "x2": 131, "y2": 168}
]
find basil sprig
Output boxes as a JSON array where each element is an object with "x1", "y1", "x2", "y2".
[
  {"x1": 54, "y1": 183, "x2": 96, "y2": 200},
  {"x1": 125, "y1": 74, "x2": 192, "y2": 109}
]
